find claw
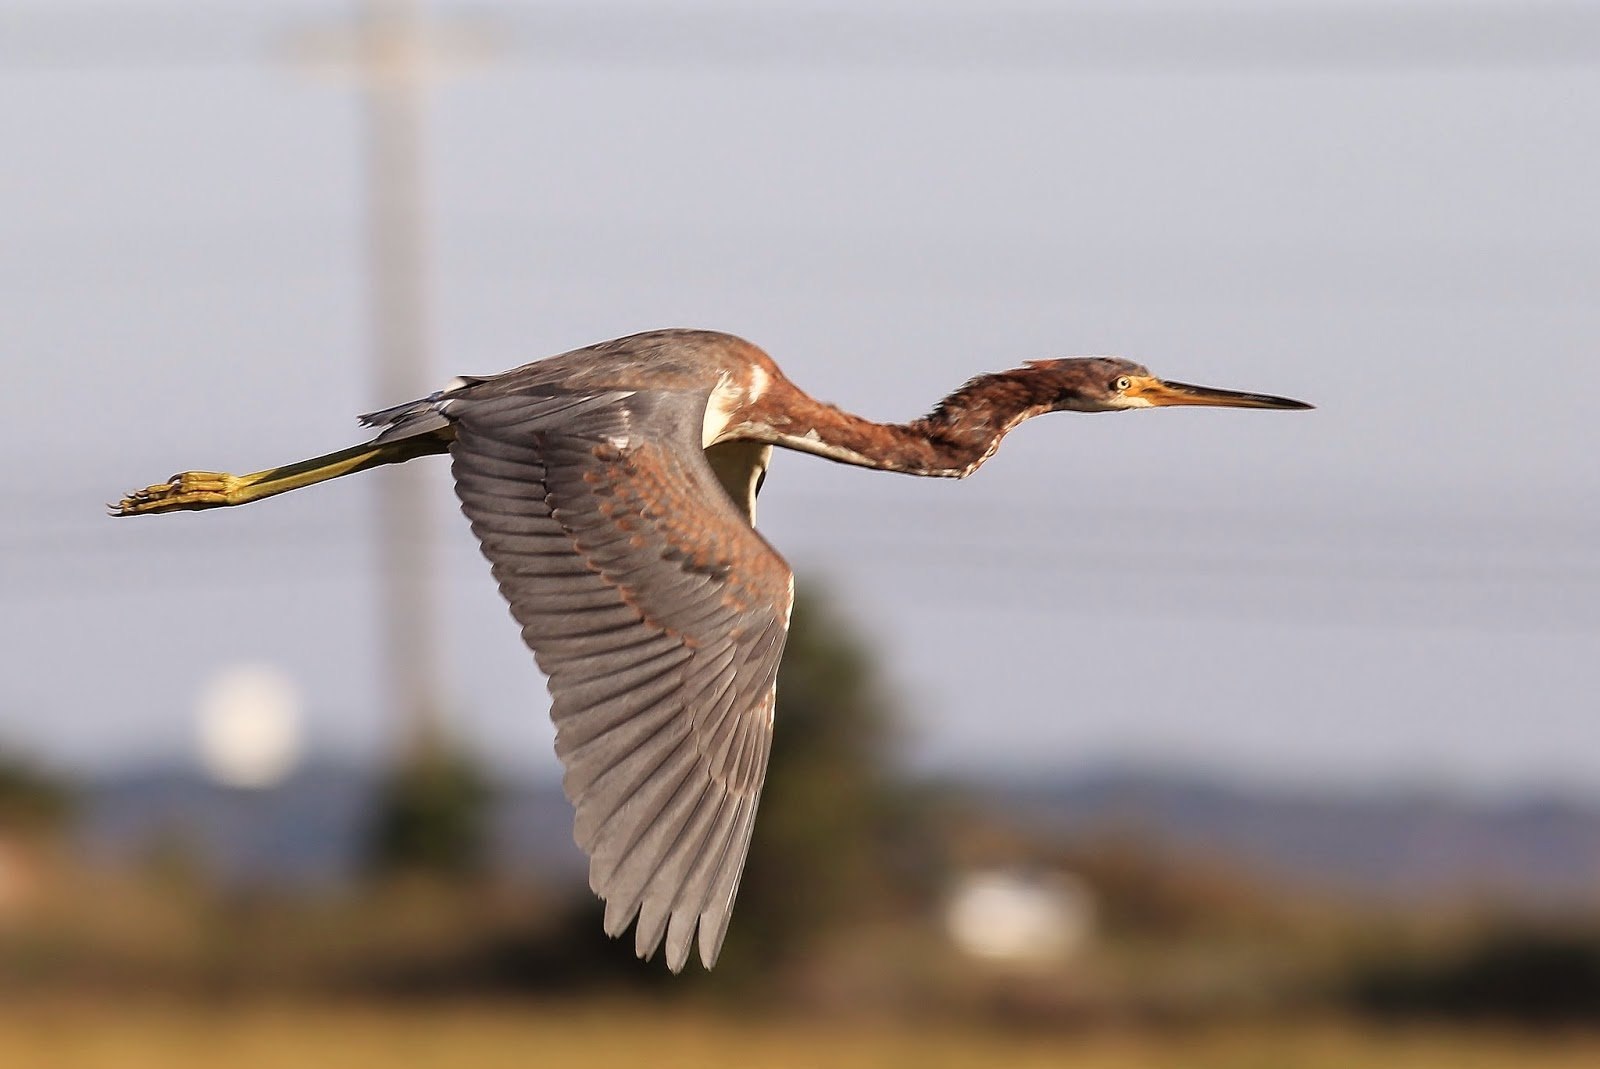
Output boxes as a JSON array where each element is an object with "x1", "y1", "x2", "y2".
[{"x1": 112, "y1": 471, "x2": 244, "y2": 516}]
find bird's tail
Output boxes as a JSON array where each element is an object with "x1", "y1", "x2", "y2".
[
  {"x1": 111, "y1": 407, "x2": 452, "y2": 517},
  {"x1": 358, "y1": 388, "x2": 457, "y2": 442}
]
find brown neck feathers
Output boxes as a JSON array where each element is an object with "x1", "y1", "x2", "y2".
[{"x1": 758, "y1": 369, "x2": 1057, "y2": 478}]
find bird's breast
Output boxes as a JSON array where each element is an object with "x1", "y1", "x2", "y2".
[
  {"x1": 701, "y1": 375, "x2": 743, "y2": 448},
  {"x1": 700, "y1": 365, "x2": 772, "y2": 448}
]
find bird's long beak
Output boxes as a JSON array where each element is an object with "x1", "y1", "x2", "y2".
[{"x1": 1127, "y1": 377, "x2": 1313, "y2": 410}]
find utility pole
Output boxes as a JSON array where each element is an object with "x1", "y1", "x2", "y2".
[
  {"x1": 361, "y1": 0, "x2": 439, "y2": 753},
  {"x1": 293, "y1": 1, "x2": 494, "y2": 753}
]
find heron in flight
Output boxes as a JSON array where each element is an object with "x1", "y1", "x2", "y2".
[{"x1": 114, "y1": 328, "x2": 1311, "y2": 971}]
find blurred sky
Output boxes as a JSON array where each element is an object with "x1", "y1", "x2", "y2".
[{"x1": 1, "y1": 1, "x2": 1597, "y2": 796}]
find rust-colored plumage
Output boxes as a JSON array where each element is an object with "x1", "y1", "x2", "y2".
[{"x1": 113, "y1": 327, "x2": 1311, "y2": 970}]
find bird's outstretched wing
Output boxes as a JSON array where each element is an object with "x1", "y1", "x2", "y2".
[{"x1": 447, "y1": 386, "x2": 792, "y2": 971}]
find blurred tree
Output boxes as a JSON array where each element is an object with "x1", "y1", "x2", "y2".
[
  {"x1": 0, "y1": 748, "x2": 74, "y2": 927},
  {"x1": 363, "y1": 735, "x2": 492, "y2": 879},
  {"x1": 710, "y1": 584, "x2": 937, "y2": 982},
  {"x1": 1351, "y1": 923, "x2": 1600, "y2": 1025},
  {"x1": 0, "y1": 749, "x2": 74, "y2": 833}
]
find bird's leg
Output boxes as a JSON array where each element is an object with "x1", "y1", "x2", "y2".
[
  {"x1": 115, "y1": 470, "x2": 251, "y2": 514},
  {"x1": 111, "y1": 435, "x2": 449, "y2": 516}
]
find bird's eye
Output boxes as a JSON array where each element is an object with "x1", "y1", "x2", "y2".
[{"x1": 1115, "y1": 376, "x2": 1132, "y2": 391}]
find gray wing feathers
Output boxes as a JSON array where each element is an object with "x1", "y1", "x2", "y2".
[
  {"x1": 364, "y1": 388, "x2": 635, "y2": 444},
  {"x1": 447, "y1": 388, "x2": 790, "y2": 971}
]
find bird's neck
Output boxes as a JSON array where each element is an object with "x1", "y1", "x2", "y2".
[{"x1": 755, "y1": 370, "x2": 1057, "y2": 479}]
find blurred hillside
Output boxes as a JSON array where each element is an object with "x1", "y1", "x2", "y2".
[
  {"x1": 989, "y1": 773, "x2": 1600, "y2": 908},
  {"x1": 74, "y1": 764, "x2": 1600, "y2": 909}
]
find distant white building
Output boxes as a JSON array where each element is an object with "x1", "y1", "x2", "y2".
[
  {"x1": 944, "y1": 868, "x2": 1097, "y2": 968},
  {"x1": 196, "y1": 664, "x2": 304, "y2": 790}
]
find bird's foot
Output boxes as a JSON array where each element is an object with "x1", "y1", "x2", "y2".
[{"x1": 111, "y1": 471, "x2": 245, "y2": 515}]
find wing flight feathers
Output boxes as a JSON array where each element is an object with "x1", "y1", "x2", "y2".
[{"x1": 448, "y1": 388, "x2": 791, "y2": 971}]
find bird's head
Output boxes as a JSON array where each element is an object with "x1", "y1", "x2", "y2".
[{"x1": 1029, "y1": 357, "x2": 1313, "y2": 414}]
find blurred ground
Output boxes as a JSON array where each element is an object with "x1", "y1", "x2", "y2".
[{"x1": 4, "y1": 1003, "x2": 1600, "y2": 1069}]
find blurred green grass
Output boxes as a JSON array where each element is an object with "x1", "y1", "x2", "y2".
[{"x1": 4, "y1": 1003, "x2": 1600, "y2": 1069}]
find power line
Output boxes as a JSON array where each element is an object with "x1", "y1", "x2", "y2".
[
  {"x1": 10, "y1": 560, "x2": 1596, "y2": 640},
  {"x1": 12, "y1": 519, "x2": 1599, "y2": 598},
  {"x1": 17, "y1": 480, "x2": 1600, "y2": 555},
  {"x1": 3, "y1": 4, "x2": 1598, "y2": 74}
]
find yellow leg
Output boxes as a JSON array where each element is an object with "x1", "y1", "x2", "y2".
[{"x1": 111, "y1": 435, "x2": 448, "y2": 516}]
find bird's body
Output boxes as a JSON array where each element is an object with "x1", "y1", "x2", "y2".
[{"x1": 115, "y1": 328, "x2": 1310, "y2": 971}]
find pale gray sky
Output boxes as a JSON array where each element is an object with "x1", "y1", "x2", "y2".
[{"x1": 2, "y1": 1, "x2": 1597, "y2": 796}]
